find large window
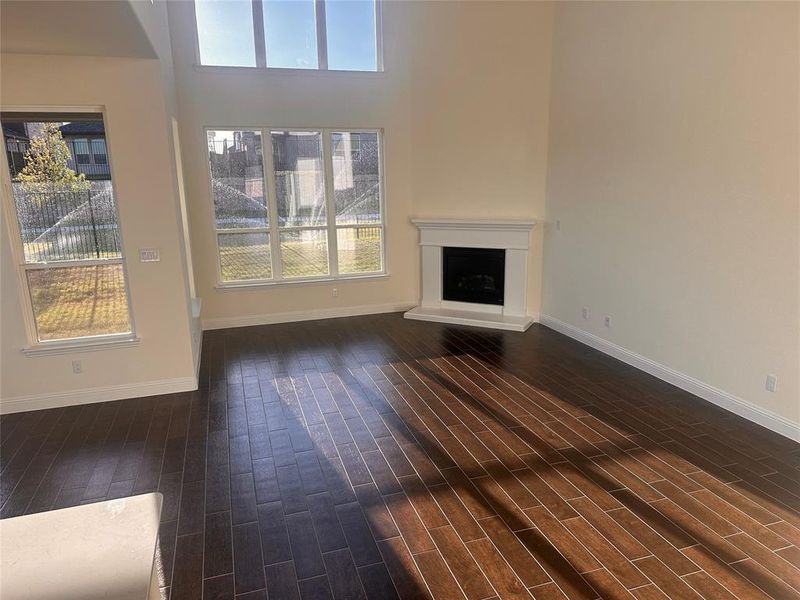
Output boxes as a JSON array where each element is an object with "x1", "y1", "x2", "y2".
[
  {"x1": 195, "y1": 0, "x2": 381, "y2": 72},
  {"x1": 207, "y1": 128, "x2": 384, "y2": 284},
  {"x1": 1, "y1": 113, "x2": 133, "y2": 344}
]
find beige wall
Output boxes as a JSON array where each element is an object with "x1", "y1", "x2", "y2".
[
  {"x1": 542, "y1": 2, "x2": 800, "y2": 427},
  {"x1": 5, "y1": 0, "x2": 793, "y2": 438},
  {"x1": 167, "y1": 0, "x2": 553, "y2": 326},
  {"x1": 0, "y1": 53, "x2": 196, "y2": 406}
]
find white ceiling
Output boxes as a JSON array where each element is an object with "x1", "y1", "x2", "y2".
[{"x1": 1, "y1": 1, "x2": 156, "y2": 59}]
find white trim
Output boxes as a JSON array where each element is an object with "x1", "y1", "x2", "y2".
[
  {"x1": 404, "y1": 306, "x2": 537, "y2": 332},
  {"x1": 322, "y1": 130, "x2": 339, "y2": 277},
  {"x1": 22, "y1": 335, "x2": 140, "y2": 357},
  {"x1": 191, "y1": 297, "x2": 203, "y2": 319},
  {"x1": 194, "y1": 332, "x2": 203, "y2": 380},
  {"x1": 410, "y1": 218, "x2": 537, "y2": 231},
  {"x1": 23, "y1": 258, "x2": 124, "y2": 270},
  {"x1": 193, "y1": 0, "x2": 383, "y2": 73},
  {"x1": 205, "y1": 127, "x2": 387, "y2": 287},
  {"x1": 0, "y1": 376, "x2": 198, "y2": 415},
  {"x1": 407, "y1": 218, "x2": 536, "y2": 331},
  {"x1": 215, "y1": 269, "x2": 389, "y2": 290},
  {"x1": 315, "y1": 0, "x2": 329, "y2": 70},
  {"x1": 202, "y1": 302, "x2": 413, "y2": 330},
  {"x1": 540, "y1": 315, "x2": 800, "y2": 443},
  {"x1": 191, "y1": 296, "x2": 203, "y2": 379},
  {"x1": 192, "y1": 64, "x2": 386, "y2": 78},
  {"x1": 262, "y1": 129, "x2": 282, "y2": 280},
  {"x1": 0, "y1": 107, "x2": 137, "y2": 346}
]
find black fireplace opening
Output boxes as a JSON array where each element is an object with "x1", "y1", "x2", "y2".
[{"x1": 442, "y1": 247, "x2": 505, "y2": 306}]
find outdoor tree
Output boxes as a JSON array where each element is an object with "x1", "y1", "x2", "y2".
[{"x1": 15, "y1": 123, "x2": 89, "y2": 191}]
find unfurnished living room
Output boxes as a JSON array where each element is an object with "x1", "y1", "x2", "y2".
[{"x1": 0, "y1": 0, "x2": 798, "y2": 598}]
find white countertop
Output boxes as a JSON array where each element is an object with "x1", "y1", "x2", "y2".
[{"x1": 0, "y1": 492, "x2": 163, "y2": 600}]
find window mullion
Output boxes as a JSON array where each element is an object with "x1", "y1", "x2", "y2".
[
  {"x1": 252, "y1": 0, "x2": 267, "y2": 68},
  {"x1": 374, "y1": 0, "x2": 383, "y2": 71},
  {"x1": 215, "y1": 227, "x2": 270, "y2": 235},
  {"x1": 23, "y1": 258, "x2": 124, "y2": 270},
  {"x1": 315, "y1": 0, "x2": 328, "y2": 70},
  {"x1": 322, "y1": 130, "x2": 338, "y2": 277},
  {"x1": 263, "y1": 129, "x2": 282, "y2": 280}
]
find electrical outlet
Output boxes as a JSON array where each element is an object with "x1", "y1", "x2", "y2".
[
  {"x1": 332, "y1": 288, "x2": 339, "y2": 298},
  {"x1": 581, "y1": 307, "x2": 589, "y2": 320},
  {"x1": 604, "y1": 316, "x2": 611, "y2": 328},
  {"x1": 72, "y1": 360, "x2": 82, "y2": 374},
  {"x1": 556, "y1": 219, "x2": 561, "y2": 231},
  {"x1": 765, "y1": 374, "x2": 778, "y2": 393}
]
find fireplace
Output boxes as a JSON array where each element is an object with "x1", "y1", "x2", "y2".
[
  {"x1": 405, "y1": 218, "x2": 537, "y2": 332},
  {"x1": 442, "y1": 247, "x2": 505, "y2": 305}
]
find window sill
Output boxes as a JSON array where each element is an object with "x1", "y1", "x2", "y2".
[
  {"x1": 215, "y1": 272, "x2": 389, "y2": 291},
  {"x1": 193, "y1": 64, "x2": 385, "y2": 79},
  {"x1": 22, "y1": 335, "x2": 141, "y2": 357}
]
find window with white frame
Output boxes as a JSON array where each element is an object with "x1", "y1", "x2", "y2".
[
  {"x1": 206, "y1": 128, "x2": 384, "y2": 283},
  {"x1": 1, "y1": 113, "x2": 133, "y2": 344},
  {"x1": 194, "y1": 0, "x2": 381, "y2": 72}
]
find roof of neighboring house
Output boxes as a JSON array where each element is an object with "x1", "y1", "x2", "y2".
[{"x1": 59, "y1": 121, "x2": 105, "y2": 136}]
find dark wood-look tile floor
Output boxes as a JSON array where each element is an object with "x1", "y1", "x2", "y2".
[{"x1": 2, "y1": 313, "x2": 799, "y2": 599}]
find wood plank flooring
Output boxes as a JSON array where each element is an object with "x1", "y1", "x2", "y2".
[{"x1": 1, "y1": 313, "x2": 799, "y2": 599}]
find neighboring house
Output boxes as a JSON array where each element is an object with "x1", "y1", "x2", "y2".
[
  {"x1": 2, "y1": 120, "x2": 110, "y2": 180},
  {"x1": 3, "y1": 121, "x2": 30, "y2": 176},
  {"x1": 207, "y1": 130, "x2": 380, "y2": 228},
  {"x1": 58, "y1": 121, "x2": 110, "y2": 180}
]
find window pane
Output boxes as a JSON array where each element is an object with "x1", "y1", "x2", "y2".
[
  {"x1": 272, "y1": 131, "x2": 326, "y2": 227},
  {"x1": 280, "y1": 229, "x2": 328, "y2": 277},
  {"x1": 195, "y1": 0, "x2": 256, "y2": 67},
  {"x1": 73, "y1": 139, "x2": 90, "y2": 164},
  {"x1": 27, "y1": 264, "x2": 131, "y2": 341},
  {"x1": 219, "y1": 232, "x2": 273, "y2": 281},
  {"x1": 325, "y1": 0, "x2": 377, "y2": 72},
  {"x1": 337, "y1": 227, "x2": 382, "y2": 274},
  {"x1": 331, "y1": 132, "x2": 380, "y2": 225},
  {"x1": 208, "y1": 130, "x2": 268, "y2": 229},
  {"x1": 3, "y1": 114, "x2": 132, "y2": 343},
  {"x1": 2, "y1": 119, "x2": 122, "y2": 263},
  {"x1": 91, "y1": 139, "x2": 107, "y2": 164},
  {"x1": 263, "y1": 0, "x2": 318, "y2": 69}
]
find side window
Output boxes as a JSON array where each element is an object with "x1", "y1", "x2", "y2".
[{"x1": 2, "y1": 113, "x2": 133, "y2": 343}]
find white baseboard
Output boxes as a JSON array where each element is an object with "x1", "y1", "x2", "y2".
[
  {"x1": 539, "y1": 315, "x2": 800, "y2": 442},
  {"x1": 202, "y1": 302, "x2": 416, "y2": 331},
  {"x1": 0, "y1": 376, "x2": 198, "y2": 415}
]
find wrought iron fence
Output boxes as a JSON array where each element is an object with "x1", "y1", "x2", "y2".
[{"x1": 12, "y1": 183, "x2": 122, "y2": 262}]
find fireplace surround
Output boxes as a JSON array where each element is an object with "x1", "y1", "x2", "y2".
[{"x1": 404, "y1": 218, "x2": 536, "y2": 331}]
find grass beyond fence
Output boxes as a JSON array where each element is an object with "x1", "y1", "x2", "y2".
[
  {"x1": 219, "y1": 228, "x2": 382, "y2": 281},
  {"x1": 28, "y1": 264, "x2": 130, "y2": 340}
]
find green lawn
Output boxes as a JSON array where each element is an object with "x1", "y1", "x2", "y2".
[
  {"x1": 219, "y1": 229, "x2": 381, "y2": 281},
  {"x1": 28, "y1": 264, "x2": 131, "y2": 340},
  {"x1": 25, "y1": 231, "x2": 381, "y2": 340}
]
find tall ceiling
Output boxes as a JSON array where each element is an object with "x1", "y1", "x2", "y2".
[{"x1": 1, "y1": 0, "x2": 156, "y2": 59}]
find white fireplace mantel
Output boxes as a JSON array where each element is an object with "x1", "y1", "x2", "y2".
[{"x1": 404, "y1": 218, "x2": 537, "y2": 332}]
